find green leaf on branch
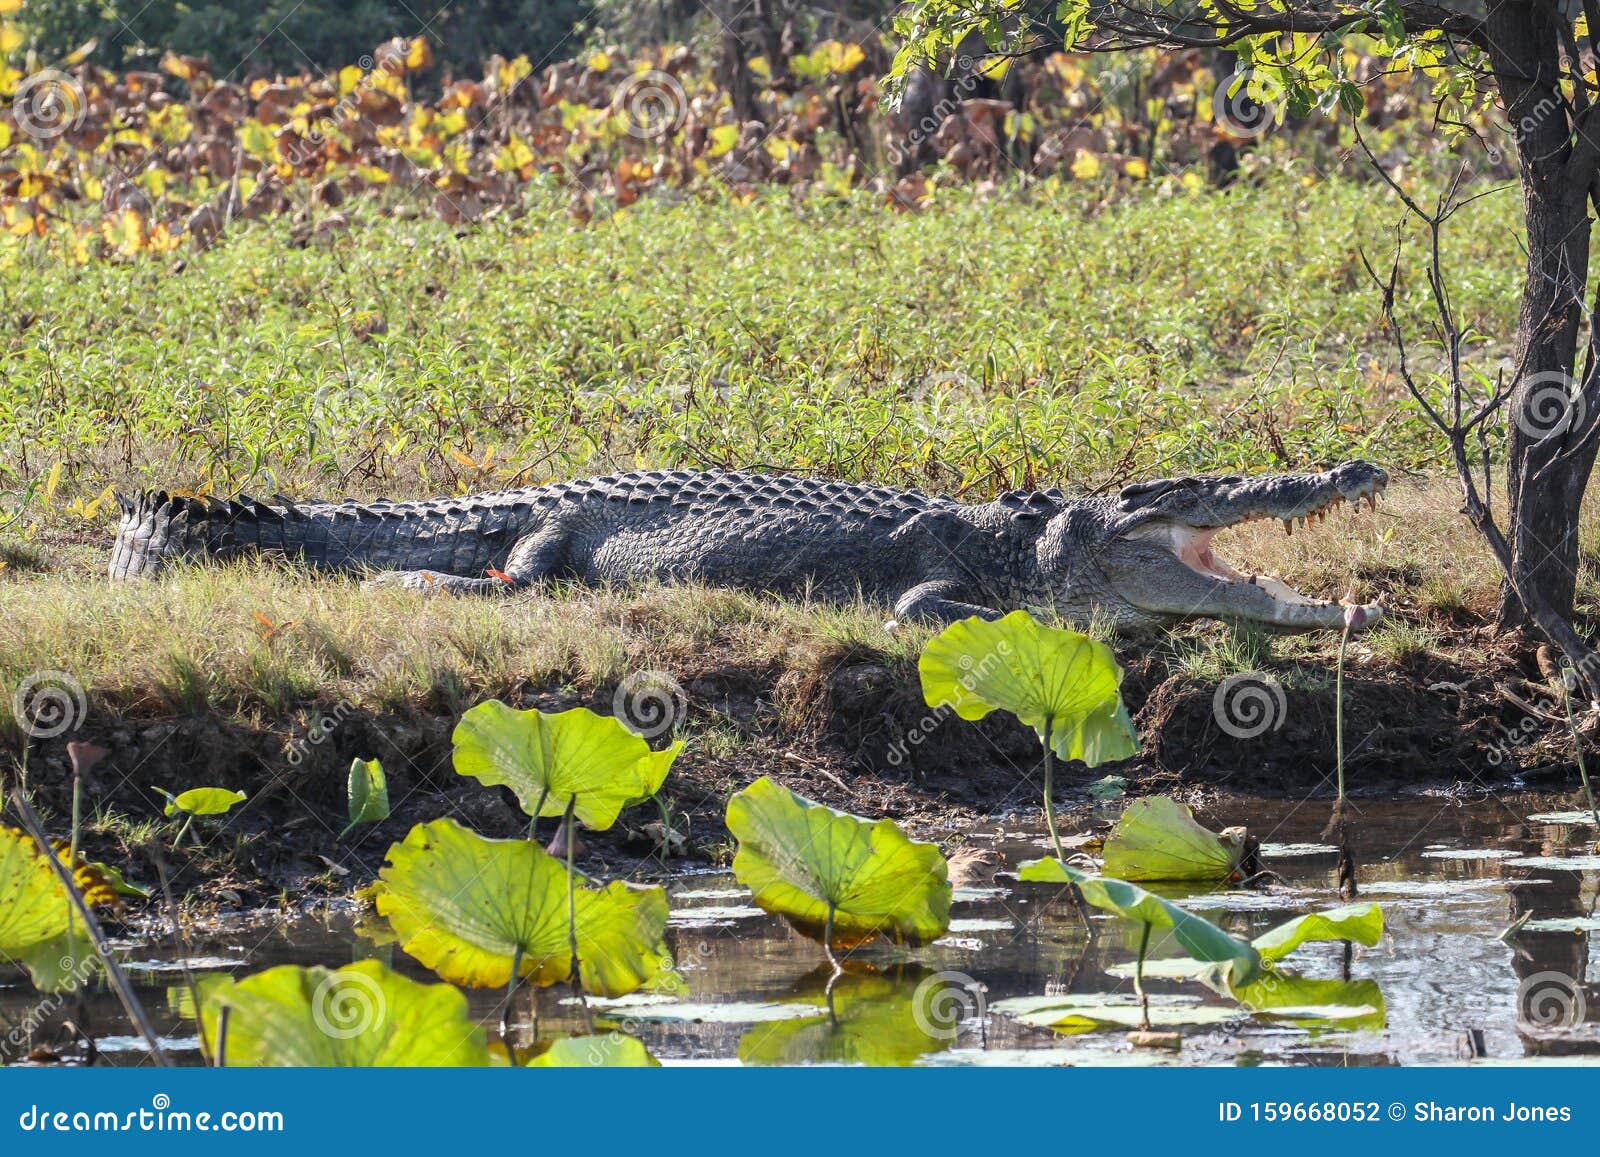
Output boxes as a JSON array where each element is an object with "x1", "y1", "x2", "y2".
[
  {"x1": 918, "y1": 610, "x2": 1137, "y2": 765},
  {"x1": 452, "y1": 700, "x2": 681, "y2": 832},
  {"x1": 727, "y1": 776, "x2": 951, "y2": 948}
]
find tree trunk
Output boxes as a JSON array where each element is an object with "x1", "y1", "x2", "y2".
[{"x1": 1489, "y1": 0, "x2": 1595, "y2": 628}]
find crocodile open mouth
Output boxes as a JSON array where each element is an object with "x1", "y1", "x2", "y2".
[{"x1": 1132, "y1": 472, "x2": 1388, "y2": 610}]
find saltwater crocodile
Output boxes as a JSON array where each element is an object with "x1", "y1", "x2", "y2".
[{"x1": 110, "y1": 462, "x2": 1388, "y2": 630}]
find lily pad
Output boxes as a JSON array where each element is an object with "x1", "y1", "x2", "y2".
[
  {"x1": 374, "y1": 817, "x2": 673, "y2": 996},
  {"x1": 1228, "y1": 972, "x2": 1386, "y2": 1031},
  {"x1": 200, "y1": 959, "x2": 491, "y2": 1066},
  {"x1": 1101, "y1": 796, "x2": 1245, "y2": 881},
  {"x1": 1018, "y1": 857, "x2": 1262, "y2": 986},
  {"x1": 1252, "y1": 903, "x2": 1383, "y2": 963},
  {"x1": 525, "y1": 1033, "x2": 660, "y2": 1067},
  {"x1": 727, "y1": 776, "x2": 951, "y2": 948},
  {"x1": 452, "y1": 701, "x2": 682, "y2": 831},
  {"x1": 919, "y1": 611, "x2": 1138, "y2": 764},
  {"x1": 991, "y1": 993, "x2": 1242, "y2": 1033},
  {"x1": 0, "y1": 826, "x2": 97, "y2": 992},
  {"x1": 1527, "y1": 811, "x2": 1600, "y2": 825}
]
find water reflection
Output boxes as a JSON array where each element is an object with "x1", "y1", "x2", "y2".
[{"x1": 4, "y1": 796, "x2": 1600, "y2": 1065}]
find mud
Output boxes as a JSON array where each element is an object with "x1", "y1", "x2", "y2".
[{"x1": 8, "y1": 623, "x2": 1592, "y2": 907}]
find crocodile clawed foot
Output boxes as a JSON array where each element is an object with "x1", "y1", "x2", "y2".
[{"x1": 364, "y1": 569, "x2": 449, "y2": 592}]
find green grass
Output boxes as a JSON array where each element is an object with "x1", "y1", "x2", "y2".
[{"x1": 0, "y1": 174, "x2": 1525, "y2": 520}]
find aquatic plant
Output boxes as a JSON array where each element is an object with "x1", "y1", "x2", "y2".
[
  {"x1": 523, "y1": 1033, "x2": 660, "y2": 1067},
  {"x1": 726, "y1": 776, "x2": 951, "y2": 966},
  {"x1": 920, "y1": 611, "x2": 1137, "y2": 859},
  {"x1": 452, "y1": 700, "x2": 681, "y2": 836},
  {"x1": 1017, "y1": 858, "x2": 1261, "y2": 1030},
  {"x1": 1101, "y1": 796, "x2": 1253, "y2": 882},
  {"x1": 153, "y1": 786, "x2": 247, "y2": 847},
  {"x1": 200, "y1": 959, "x2": 490, "y2": 1066},
  {"x1": 0, "y1": 825, "x2": 95, "y2": 991},
  {"x1": 340, "y1": 757, "x2": 390, "y2": 839},
  {"x1": 372, "y1": 817, "x2": 674, "y2": 998}
]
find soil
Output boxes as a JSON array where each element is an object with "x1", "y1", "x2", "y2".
[{"x1": 9, "y1": 621, "x2": 1593, "y2": 910}]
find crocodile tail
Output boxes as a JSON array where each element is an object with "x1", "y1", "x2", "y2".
[{"x1": 109, "y1": 490, "x2": 267, "y2": 580}]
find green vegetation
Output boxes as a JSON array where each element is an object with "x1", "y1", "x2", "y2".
[
  {"x1": 725, "y1": 775, "x2": 952, "y2": 960},
  {"x1": 921, "y1": 610, "x2": 1137, "y2": 857},
  {"x1": 0, "y1": 178, "x2": 1522, "y2": 524}
]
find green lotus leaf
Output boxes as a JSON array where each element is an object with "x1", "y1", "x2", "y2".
[
  {"x1": 1101, "y1": 796, "x2": 1246, "y2": 882},
  {"x1": 341, "y1": 757, "x2": 391, "y2": 837},
  {"x1": 1227, "y1": 971, "x2": 1387, "y2": 1032},
  {"x1": 452, "y1": 701, "x2": 682, "y2": 831},
  {"x1": 737, "y1": 970, "x2": 955, "y2": 1066},
  {"x1": 1252, "y1": 903, "x2": 1384, "y2": 963},
  {"x1": 374, "y1": 817, "x2": 673, "y2": 996},
  {"x1": 919, "y1": 611, "x2": 1137, "y2": 764},
  {"x1": 0, "y1": 825, "x2": 98, "y2": 992},
  {"x1": 199, "y1": 959, "x2": 491, "y2": 1066},
  {"x1": 161, "y1": 787, "x2": 247, "y2": 817},
  {"x1": 991, "y1": 993, "x2": 1244, "y2": 1033},
  {"x1": 1018, "y1": 857, "x2": 1261, "y2": 986},
  {"x1": 524, "y1": 1033, "x2": 661, "y2": 1067},
  {"x1": 726, "y1": 776, "x2": 951, "y2": 948}
]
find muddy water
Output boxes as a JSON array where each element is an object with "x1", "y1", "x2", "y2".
[{"x1": 6, "y1": 796, "x2": 1600, "y2": 1066}]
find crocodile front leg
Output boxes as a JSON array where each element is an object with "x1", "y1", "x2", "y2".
[
  {"x1": 365, "y1": 518, "x2": 573, "y2": 594},
  {"x1": 891, "y1": 579, "x2": 1003, "y2": 625}
]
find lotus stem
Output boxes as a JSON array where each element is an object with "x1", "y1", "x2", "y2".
[
  {"x1": 502, "y1": 944, "x2": 524, "y2": 1061},
  {"x1": 563, "y1": 800, "x2": 592, "y2": 1032},
  {"x1": 1558, "y1": 666, "x2": 1600, "y2": 830},
  {"x1": 1133, "y1": 921, "x2": 1152, "y2": 1032},
  {"x1": 1042, "y1": 717, "x2": 1063, "y2": 860},
  {"x1": 822, "y1": 901, "x2": 841, "y2": 976},
  {"x1": 1335, "y1": 621, "x2": 1350, "y2": 809}
]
